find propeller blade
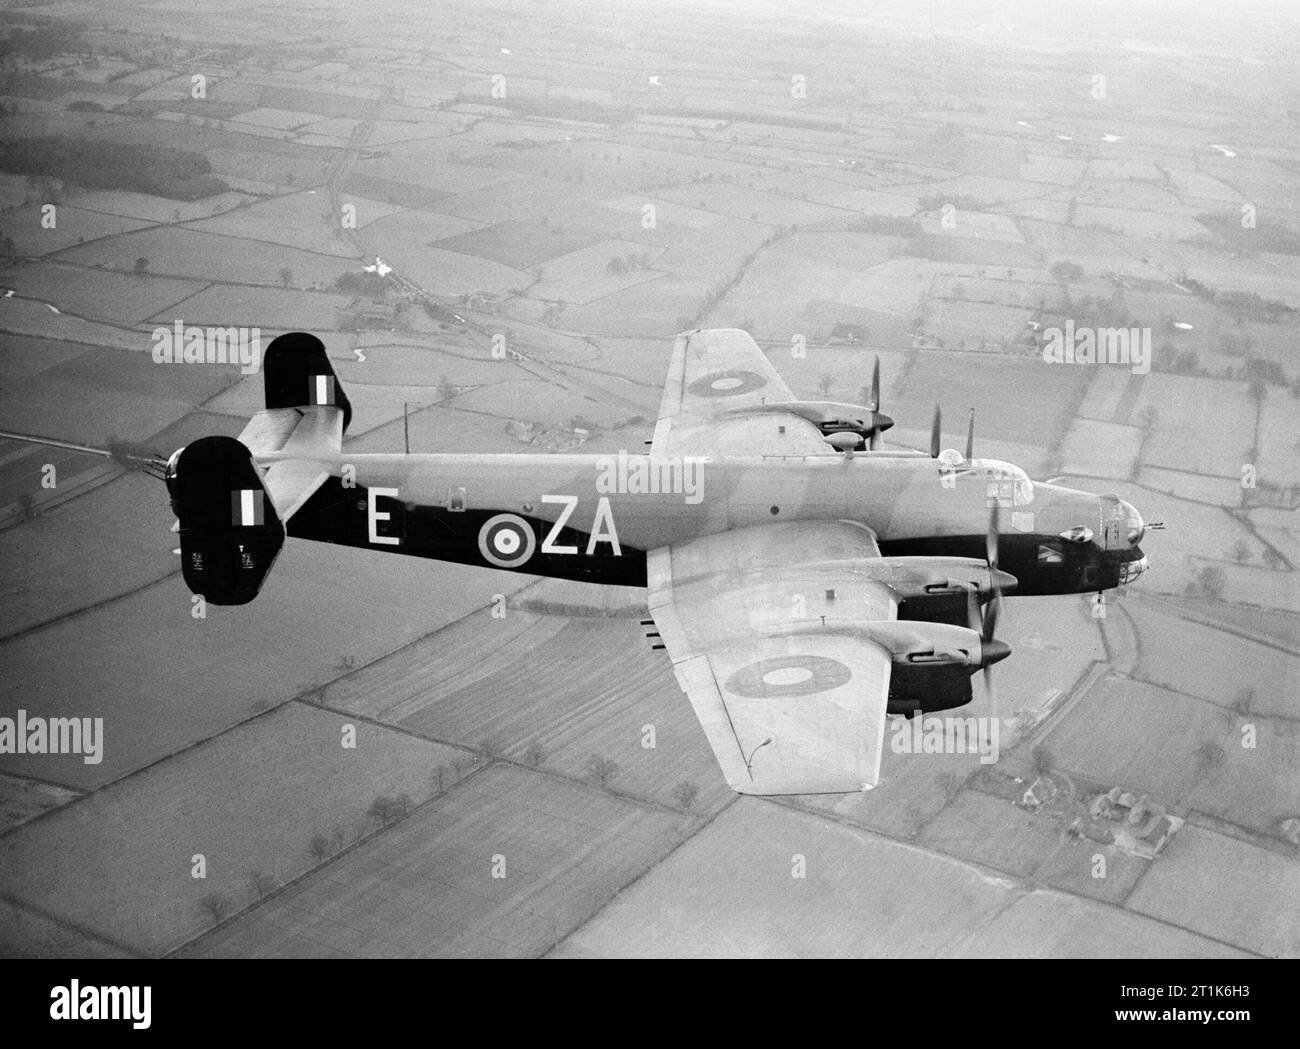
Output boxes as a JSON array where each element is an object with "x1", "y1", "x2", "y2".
[
  {"x1": 978, "y1": 501, "x2": 1007, "y2": 742},
  {"x1": 965, "y1": 408, "x2": 975, "y2": 462},
  {"x1": 929, "y1": 404, "x2": 941, "y2": 458},
  {"x1": 980, "y1": 604, "x2": 1007, "y2": 743},
  {"x1": 986, "y1": 502, "x2": 1000, "y2": 573},
  {"x1": 983, "y1": 587, "x2": 1002, "y2": 644},
  {"x1": 866, "y1": 356, "x2": 889, "y2": 450},
  {"x1": 983, "y1": 663, "x2": 998, "y2": 745}
]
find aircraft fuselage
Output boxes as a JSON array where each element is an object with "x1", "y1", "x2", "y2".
[{"x1": 266, "y1": 449, "x2": 1148, "y2": 597}]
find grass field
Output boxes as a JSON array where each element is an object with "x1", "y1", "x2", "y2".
[
  {"x1": 0, "y1": 702, "x2": 475, "y2": 956},
  {"x1": 0, "y1": 471, "x2": 173, "y2": 638},
  {"x1": 2, "y1": 262, "x2": 204, "y2": 324},
  {"x1": 184, "y1": 190, "x2": 359, "y2": 258},
  {"x1": 1037, "y1": 675, "x2": 1300, "y2": 836},
  {"x1": 1125, "y1": 824, "x2": 1300, "y2": 957},
  {"x1": 323, "y1": 610, "x2": 734, "y2": 814},
  {"x1": 176, "y1": 763, "x2": 691, "y2": 958},
  {"x1": 0, "y1": 202, "x2": 154, "y2": 256},
  {"x1": 0, "y1": 0, "x2": 1294, "y2": 961},
  {"x1": 59, "y1": 226, "x2": 359, "y2": 287}
]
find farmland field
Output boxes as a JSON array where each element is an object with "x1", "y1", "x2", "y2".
[{"x1": 0, "y1": 0, "x2": 1295, "y2": 964}]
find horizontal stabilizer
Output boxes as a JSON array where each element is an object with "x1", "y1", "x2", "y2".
[
  {"x1": 261, "y1": 460, "x2": 331, "y2": 520},
  {"x1": 237, "y1": 332, "x2": 348, "y2": 520},
  {"x1": 236, "y1": 405, "x2": 340, "y2": 522}
]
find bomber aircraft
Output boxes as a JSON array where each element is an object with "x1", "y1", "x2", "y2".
[{"x1": 164, "y1": 329, "x2": 1153, "y2": 795}]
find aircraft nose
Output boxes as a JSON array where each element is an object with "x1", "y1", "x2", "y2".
[
  {"x1": 980, "y1": 638, "x2": 1012, "y2": 667},
  {"x1": 1119, "y1": 499, "x2": 1145, "y2": 545},
  {"x1": 1119, "y1": 554, "x2": 1149, "y2": 584}
]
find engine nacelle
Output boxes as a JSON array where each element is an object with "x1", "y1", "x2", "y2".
[
  {"x1": 863, "y1": 620, "x2": 1010, "y2": 718},
  {"x1": 866, "y1": 620, "x2": 1010, "y2": 671},
  {"x1": 870, "y1": 556, "x2": 1016, "y2": 602}
]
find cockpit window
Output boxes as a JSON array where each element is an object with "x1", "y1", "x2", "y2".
[
  {"x1": 987, "y1": 476, "x2": 1014, "y2": 508},
  {"x1": 1015, "y1": 474, "x2": 1033, "y2": 506},
  {"x1": 980, "y1": 460, "x2": 1033, "y2": 507}
]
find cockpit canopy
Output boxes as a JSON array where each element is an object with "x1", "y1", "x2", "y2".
[
  {"x1": 938, "y1": 451, "x2": 1034, "y2": 506},
  {"x1": 981, "y1": 459, "x2": 1034, "y2": 506}
]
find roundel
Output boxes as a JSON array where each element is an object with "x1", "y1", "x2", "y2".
[
  {"x1": 686, "y1": 369, "x2": 767, "y2": 398},
  {"x1": 723, "y1": 655, "x2": 853, "y2": 698},
  {"x1": 477, "y1": 513, "x2": 536, "y2": 569}
]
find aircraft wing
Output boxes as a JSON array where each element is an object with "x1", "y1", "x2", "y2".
[
  {"x1": 648, "y1": 519, "x2": 897, "y2": 795},
  {"x1": 650, "y1": 328, "x2": 835, "y2": 458}
]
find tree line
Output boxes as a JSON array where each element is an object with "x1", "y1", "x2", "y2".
[{"x1": 0, "y1": 136, "x2": 230, "y2": 201}]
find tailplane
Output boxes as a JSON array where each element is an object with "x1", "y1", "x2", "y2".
[{"x1": 167, "y1": 331, "x2": 351, "y2": 605}]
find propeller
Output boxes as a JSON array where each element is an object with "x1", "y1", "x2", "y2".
[
  {"x1": 830, "y1": 356, "x2": 892, "y2": 451},
  {"x1": 929, "y1": 404, "x2": 941, "y2": 458},
  {"x1": 965, "y1": 409, "x2": 975, "y2": 462},
  {"x1": 866, "y1": 356, "x2": 892, "y2": 450},
  {"x1": 986, "y1": 500, "x2": 999, "y2": 572},
  {"x1": 965, "y1": 502, "x2": 1010, "y2": 743}
]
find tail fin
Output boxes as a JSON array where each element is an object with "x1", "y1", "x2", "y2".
[
  {"x1": 167, "y1": 435, "x2": 285, "y2": 605},
  {"x1": 263, "y1": 331, "x2": 352, "y2": 433},
  {"x1": 167, "y1": 332, "x2": 350, "y2": 605}
]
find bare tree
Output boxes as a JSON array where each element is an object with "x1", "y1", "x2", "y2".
[
  {"x1": 586, "y1": 756, "x2": 619, "y2": 788},
  {"x1": 1197, "y1": 565, "x2": 1226, "y2": 600},
  {"x1": 248, "y1": 871, "x2": 278, "y2": 897},
  {"x1": 1191, "y1": 741, "x2": 1226, "y2": 788},
  {"x1": 199, "y1": 892, "x2": 230, "y2": 925},
  {"x1": 671, "y1": 781, "x2": 699, "y2": 813},
  {"x1": 367, "y1": 794, "x2": 413, "y2": 826}
]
